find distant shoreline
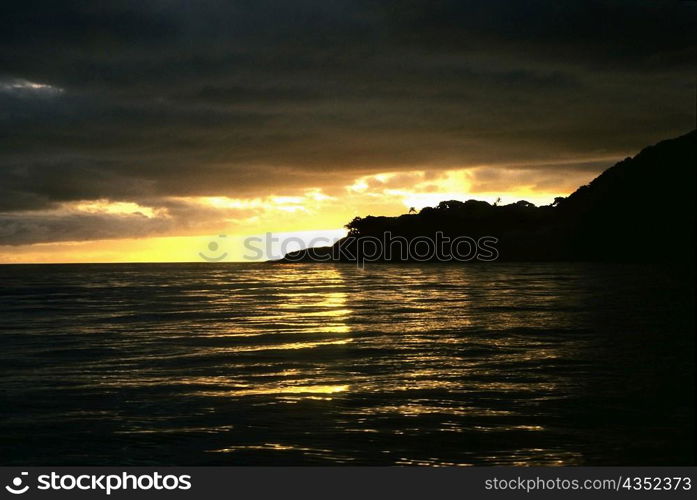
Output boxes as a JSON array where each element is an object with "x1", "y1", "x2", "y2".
[{"x1": 278, "y1": 131, "x2": 696, "y2": 266}]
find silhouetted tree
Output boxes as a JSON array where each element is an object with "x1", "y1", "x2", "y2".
[{"x1": 284, "y1": 130, "x2": 696, "y2": 264}]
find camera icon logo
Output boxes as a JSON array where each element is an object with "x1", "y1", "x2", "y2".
[
  {"x1": 5, "y1": 472, "x2": 29, "y2": 495},
  {"x1": 199, "y1": 234, "x2": 229, "y2": 262}
]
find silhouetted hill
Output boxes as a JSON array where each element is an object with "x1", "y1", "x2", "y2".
[{"x1": 281, "y1": 130, "x2": 696, "y2": 263}]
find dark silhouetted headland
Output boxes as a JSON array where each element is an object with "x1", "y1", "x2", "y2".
[{"x1": 281, "y1": 130, "x2": 696, "y2": 264}]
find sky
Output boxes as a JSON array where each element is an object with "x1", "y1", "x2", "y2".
[{"x1": 1, "y1": 0, "x2": 695, "y2": 262}]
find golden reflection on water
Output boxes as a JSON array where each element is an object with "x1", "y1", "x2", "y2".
[
  {"x1": 5, "y1": 262, "x2": 687, "y2": 467},
  {"x1": 210, "y1": 338, "x2": 353, "y2": 353},
  {"x1": 168, "y1": 267, "x2": 356, "y2": 400},
  {"x1": 121, "y1": 265, "x2": 593, "y2": 465},
  {"x1": 207, "y1": 442, "x2": 338, "y2": 458},
  {"x1": 200, "y1": 384, "x2": 349, "y2": 397},
  {"x1": 249, "y1": 269, "x2": 351, "y2": 335}
]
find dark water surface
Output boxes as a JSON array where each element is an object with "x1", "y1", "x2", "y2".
[{"x1": 0, "y1": 263, "x2": 694, "y2": 465}]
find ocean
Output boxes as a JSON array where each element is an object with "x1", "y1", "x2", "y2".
[{"x1": 0, "y1": 262, "x2": 693, "y2": 465}]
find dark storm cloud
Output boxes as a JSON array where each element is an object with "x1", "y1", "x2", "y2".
[
  {"x1": 0, "y1": 0, "x2": 695, "y2": 242},
  {"x1": 0, "y1": 197, "x2": 259, "y2": 245},
  {"x1": 0, "y1": 212, "x2": 174, "y2": 245}
]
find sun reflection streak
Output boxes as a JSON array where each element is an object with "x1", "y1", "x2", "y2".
[
  {"x1": 63, "y1": 264, "x2": 604, "y2": 466},
  {"x1": 169, "y1": 266, "x2": 355, "y2": 401},
  {"x1": 199, "y1": 384, "x2": 349, "y2": 397}
]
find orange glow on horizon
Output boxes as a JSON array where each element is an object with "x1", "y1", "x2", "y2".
[{"x1": 0, "y1": 165, "x2": 599, "y2": 263}]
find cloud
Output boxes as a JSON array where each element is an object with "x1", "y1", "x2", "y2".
[
  {"x1": 0, "y1": 1, "x2": 695, "y2": 243},
  {"x1": 0, "y1": 78, "x2": 64, "y2": 97},
  {"x1": 0, "y1": 212, "x2": 173, "y2": 246}
]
